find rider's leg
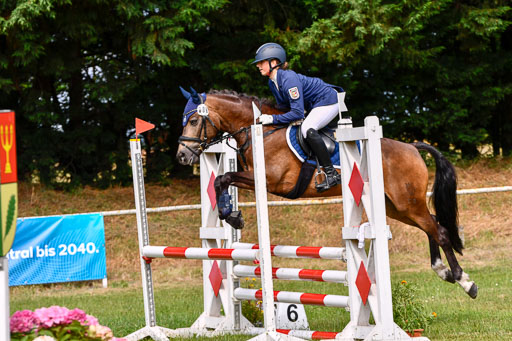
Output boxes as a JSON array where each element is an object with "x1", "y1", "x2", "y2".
[
  {"x1": 301, "y1": 102, "x2": 340, "y2": 192},
  {"x1": 305, "y1": 128, "x2": 341, "y2": 192}
]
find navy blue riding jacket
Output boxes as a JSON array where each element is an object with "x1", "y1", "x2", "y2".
[{"x1": 268, "y1": 69, "x2": 343, "y2": 124}]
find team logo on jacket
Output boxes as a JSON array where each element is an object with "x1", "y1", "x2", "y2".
[{"x1": 288, "y1": 87, "x2": 300, "y2": 100}]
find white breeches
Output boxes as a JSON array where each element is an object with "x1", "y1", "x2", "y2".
[{"x1": 301, "y1": 102, "x2": 339, "y2": 138}]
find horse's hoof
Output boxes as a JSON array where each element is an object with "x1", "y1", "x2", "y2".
[
  {"x1": 467, "y1": 283, "x2": 478, "y2": 299},
  {"x1": 226, "y1": 211, "x2": 244, "y2": 230}
]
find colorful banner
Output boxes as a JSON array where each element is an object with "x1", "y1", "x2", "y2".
[
  {"x1": 0, "y1": 110, "x2": 17, "y2": 257},
  {"x1": 7, "y1": 214, "x2": 107, "y2": 286}
]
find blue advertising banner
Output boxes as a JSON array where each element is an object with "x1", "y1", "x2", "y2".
[{"x1": 7, "y1": 214, "x2": 107, "y2": 286}]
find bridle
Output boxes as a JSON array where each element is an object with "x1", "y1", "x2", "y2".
[
  {"x1": 178, "y1": 99, "x2": 222, "y2": 157},
  {"x1": 178, "y1": 97, "x2": 286, "y2": 169},
  {"x1": 178, "y1": 100, "x2": 251, "y2": 162}
]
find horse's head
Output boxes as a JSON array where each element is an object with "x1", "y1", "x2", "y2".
[
  {"x1": 176, "y1": 87, "x2": 222, "y2": 165},
  {"x1": 177, "y1": 88, "x2": 276, "y2": 165}
]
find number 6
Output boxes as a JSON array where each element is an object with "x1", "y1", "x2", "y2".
[{"x1": 287, "y1": 304, "x2": 298, "y2": 322}]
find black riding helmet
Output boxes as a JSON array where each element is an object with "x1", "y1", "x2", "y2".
[{"x1": 252, "y1": 43, "x2": 286, "y2": 73}]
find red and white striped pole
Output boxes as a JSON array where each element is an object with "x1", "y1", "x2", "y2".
[
  {"x1": 142, "y1": 246, "x2": 259, "y2": 261},
  {"x1": 234, "y1": 288, "x2": 349, "y2": 308},
  {"x1": 233, "y1": 265, "x2": 347, "y2": 283},
  {"x1": 232, "y1": 242, "x2": 345, "y2": 260}
]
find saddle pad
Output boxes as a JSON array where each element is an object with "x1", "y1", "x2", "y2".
[{"x1": 285, "y1": 125, "x2": 341, "y2": 169}]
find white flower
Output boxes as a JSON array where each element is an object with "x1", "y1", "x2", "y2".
[{"x1": 34, "y1": 336, "x2": 57, "y2": 341}]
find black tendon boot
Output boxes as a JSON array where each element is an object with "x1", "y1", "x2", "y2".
[{"x1": 306, "y1": 128, "x2": 341, "y2": 192}]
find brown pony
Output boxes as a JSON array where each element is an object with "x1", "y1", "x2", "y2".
[{"x1": 176, "y1": 88, "x2": 478, "y2": 299}]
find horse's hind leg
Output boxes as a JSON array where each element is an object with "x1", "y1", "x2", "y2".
[
  {"x1": 413, "y1": 210, "x2": 477, "y2": 298},
  {"x1": 214, "y1": 171, "x2": 255, "y2": 229},
  {"x1": 385, "y1": 198, "x2": 454, "y2": 283},
  {"x1": 435, "y1": 219, "x2": 478, "y2": 298},
  {"x1": 428, "y1": 233, "x2": 455, "y2": 283},
  {"x1": 386, "y1": 197, "x2": 477, "y2": 298}
]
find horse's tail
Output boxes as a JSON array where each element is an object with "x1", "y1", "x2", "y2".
[{"x1": 412, "y1": 142, "x2": 463, "y2": 255}]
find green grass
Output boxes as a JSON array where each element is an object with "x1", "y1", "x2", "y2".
[{"x1": 10, "y1": 264, "x2": 512, "y2": 340}]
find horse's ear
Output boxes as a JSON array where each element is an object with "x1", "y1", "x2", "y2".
[
  {"x1": 179, "y1": 86, "x2": 191, "y2": 100},
  {"x1": 189, "y1": 86, "x2": 202, "y2": 104}
]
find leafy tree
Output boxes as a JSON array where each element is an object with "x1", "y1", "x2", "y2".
[
  {"x1": 290, "y1": 0, "x2": 511, "y2": 157},
  {"x1": 0, "y1": 0, "x2": 226, "y2": 187}
]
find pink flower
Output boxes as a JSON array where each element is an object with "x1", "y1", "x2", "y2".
[
  {"x1": 34, "y1": 306, "x2": 70, "y2": 328},
  {"x1": 82, "y1": 314, "x2": 99, "y2": 326},
  {"x1": 66, "y1": 308, "x2": 87, "y2": 324},
  {"x1": 10, "y1": 309, "x2": 36, "y2": 333}
]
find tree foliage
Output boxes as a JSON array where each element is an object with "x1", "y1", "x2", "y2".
[
  {"x1": 0, "y1": 0, "x2": 511, "y2": 187},
  {"x1": 0, "y1": 0, "x2": 226, "y2": 187},
  {"x1": 292, "y1": 0, "x2": 512, "y2": 156}
]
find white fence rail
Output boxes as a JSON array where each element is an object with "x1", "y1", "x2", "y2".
[{"x1": 18, "y1": 186, "x2": 512, "y2": 219}]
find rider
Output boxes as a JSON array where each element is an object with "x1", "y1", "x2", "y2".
[{"x1": 253, "y1": 42, "x2": 342, "y2": 192}]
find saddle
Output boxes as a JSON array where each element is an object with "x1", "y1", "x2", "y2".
[{"x1": 295, "y1": 125, "x2": 337, "y2": 160}]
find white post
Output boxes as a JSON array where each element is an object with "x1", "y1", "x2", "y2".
[
  {"x1": 125, "y1": 139, "x2": 176, "y2": 341},
  {"x1": 0, "y1": 257, "x2": 10, "y2": 341},
  {"x1": 252, "y1": 124, "x2": 276, "y2": 334},
  {"x1": 248, "y1": 122, "x2": 303, "y2": 341},
  {"x1": 364, "y1": 116, "x2": 394, "y2": 338}
]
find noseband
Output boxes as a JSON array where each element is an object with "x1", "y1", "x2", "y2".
[{"x1": 178, "y1": 101, "x2": 221, "y2": 156}]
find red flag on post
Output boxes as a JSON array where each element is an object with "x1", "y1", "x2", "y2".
[{"x1": 135, "y1": 118, "x2": 155, "y2": 138}]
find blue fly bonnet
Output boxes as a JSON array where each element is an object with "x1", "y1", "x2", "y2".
[{"x1": 181, "y1": 86, "x2": 207, "y2": 126}]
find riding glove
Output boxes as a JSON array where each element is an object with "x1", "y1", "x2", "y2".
[{"x1": 258, "y1": 114, "x2": 273, "y2": 125}]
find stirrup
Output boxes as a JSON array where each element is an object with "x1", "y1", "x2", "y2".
[
  {"x1": 314, "y1": 167, "x2": 341, "y2": 193},
  {"x1": 314, "y1": 169, "x2": 331, "y2": 193},
  {"x1": 314, "y1": 168, "x2": 326, "y2": 186}
]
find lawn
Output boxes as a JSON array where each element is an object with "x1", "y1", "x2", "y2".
[{"x1": 10, "y1": 263, "x2": 512, "y2": 340}]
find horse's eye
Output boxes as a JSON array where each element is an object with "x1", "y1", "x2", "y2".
[{"x1": 190, "y1": 118, "x2": 199, "y2": 126}]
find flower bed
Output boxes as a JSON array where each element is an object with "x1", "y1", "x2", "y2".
[{"x1": 10, "y1": 306, "x2": 126, "y2": 341}]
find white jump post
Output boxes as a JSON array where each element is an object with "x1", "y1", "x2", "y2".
[
  {"x1": 336, "y1": 116, "x2": 429, "y2": 341},
  {"x1": 248, "y1": 110, "x2": 303, "y2": 341},
  {"x1": 126, "y1": 137, "x2": 176, "y2": 341}
]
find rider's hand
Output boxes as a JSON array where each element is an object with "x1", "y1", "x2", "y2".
[{"x1": 258, "y1": 114, "x2": 273, "y2": 125}]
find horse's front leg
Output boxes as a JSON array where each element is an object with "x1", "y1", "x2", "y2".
[{"x1": 214, "y1": 171, "x2": 255, "y2": 229}]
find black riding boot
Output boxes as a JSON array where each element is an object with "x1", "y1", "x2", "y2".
[{"x1": 306, "y1": 128, "x2": 341, "y2": 192}]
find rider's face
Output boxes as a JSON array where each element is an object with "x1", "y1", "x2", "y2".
[{"x1": 256, "y1": 60, "x2": 278, "y2": 77}]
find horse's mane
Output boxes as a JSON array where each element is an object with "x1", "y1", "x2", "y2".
[{"x1": 208, "y1": 89, "x2": 278, "y2": 110}]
